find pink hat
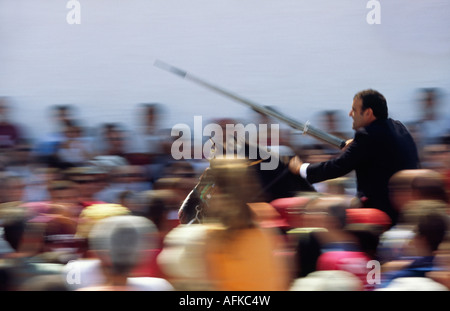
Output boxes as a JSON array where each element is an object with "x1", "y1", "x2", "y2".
[
  {"x1": 270, "y1": 196, "x2": 312, "y2": 228},
  {"x1": 317, "y1": 251, "x2": 374, "y2": 290},
  {"x1": 346, "y1": 208, "x2": 392, "y2": 227},
  {"x1": 247, "y1": 202, "x2": 290, "y2": 229}
]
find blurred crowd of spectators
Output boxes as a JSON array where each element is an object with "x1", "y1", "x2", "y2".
[{"x1": 0, "y1": 87, "x2": 449, "y2": 291}]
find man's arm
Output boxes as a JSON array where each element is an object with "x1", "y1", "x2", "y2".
[{"x1": 289, "y1": 134, "x2": 367, "y2": 184}]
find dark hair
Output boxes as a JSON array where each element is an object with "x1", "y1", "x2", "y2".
[
  {"x1": 327, "y1": 203, "x2": 347, "y2": 230},
  {"x1": 52, "y1": 105, "x2": 75, "y2": 120},
  {"x1": 141, "y1": 103, "x2": 164, "y2": 118},
  {"x1": 412, "y1": 174, "x2": 449, "y2": 203},
  {"x1": 48, "y1": 180, "x2": 75, "y2": 192},
  {"x1": 416, "y1": 211, "x2": 448, "y2": 252},
  {"x1": 54, "y1": 104, "x2": 72, "y2": 112},
  {"x1": 354, "y1": 89, "x2": 388, "y2": 120},
  {"x1": 102, "y1": 122, "x2": 125, "y2": 134},
  {"x1": 421, "y1": 87, "x2": 441, "y2": 102}
]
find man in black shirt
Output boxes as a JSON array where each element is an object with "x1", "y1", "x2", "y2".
[{"x1": 289, "y1": 89, "x2": 420, "y2": 225}]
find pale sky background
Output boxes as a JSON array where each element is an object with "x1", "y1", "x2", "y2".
[{"x1": 1, "y1": 0, "x2": 449, "y2": 143}]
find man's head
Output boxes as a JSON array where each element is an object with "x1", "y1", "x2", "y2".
[
  {"x1": 350, "y1": 89, "x2": 388, "y2": 130},
  {"x1": 52, "y1": 104, "x2": 75, "y2": 128},
  {"x1": 0, "y1": 97, "x2": 11, "y2": 122},
  {"x1": 414, "y1": 210, "x2": 448, "y2": 254},
  {"x1": 88, "y1": 215, "x2": 157, "y2": 276}
]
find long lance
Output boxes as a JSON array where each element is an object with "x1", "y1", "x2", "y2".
[{"x1": 154, "y1": 60, "x2": 347, "y2": 150}]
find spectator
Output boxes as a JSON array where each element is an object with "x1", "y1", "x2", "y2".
[
  {"x1": 0, "y1": 202, "x2": 27, "y2": 253},
  {"x1": 127, "y1": 189, "x2": 181, "y2": 279},
  {"x1": 0, "y1": 174, "x2": 26, "y2": 205},
  {"x1": 68, "y1": 214, "x2": 173, "y2": 291},
  {"x1": 421, "y1": 141, "x2": 450, "y2": 177},
  {"x1": 56, "y1": 121, "x2": 94, "y2": 169},
  {"x1": 378, "y1": 169, "x2": 449, "y2": 263},
  {"x1": 35, "y1": 104, "x2": 77, "y2": 165},
  {"x1": 378, "y1": 208, "x2": 449, "y2": 288},
  {"x1": 95, "y1": 165, "x2": 152, "y2": 204},
  {"x1": 293, "y1": 195, "x2": 366, "y2": 279},
  {"x1": 412, "y1": 88, "x2": 450, "y2": 148},
  {"x1": 290, "y1": 270, "x2": 364, "y2": 291},
  {"x1": 136, "y1": 103, "x2": 165, "y2": 158},
  {"x1": 96, "y1": 123, "x2": 130, "y2": 159},
  {"x1": 5, "y1": 140, "x2": 53, "y2": 202},
  {"x1": 0, "y1": 97, "x2": 25, "y2": 151},
  {"x1": 65, "y1": 166, "x2": 108, "y2": 208}
]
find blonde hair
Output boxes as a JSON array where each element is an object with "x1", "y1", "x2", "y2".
[{"x1": 76, "y1": 203, "x2": 131, "y2": 238}]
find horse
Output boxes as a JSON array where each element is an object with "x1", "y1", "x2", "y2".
[{"x1": 178, "y1": 137, "x2": 316, "y2": 224}]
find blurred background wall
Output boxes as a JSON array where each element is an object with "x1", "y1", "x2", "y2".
[{"x1": 0, "y1": 0, "x2": 449, "y2": 141}]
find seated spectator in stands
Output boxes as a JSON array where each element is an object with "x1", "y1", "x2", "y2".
[
  {"x1": 117, "y1": 190, "x2": 136, "y2": 211},
  {"x1": 378, "y1": 169, "x2": 449, "y2": 263},
  {"x1": 46, "y1": 180, "x2": 81, "y2": 217},
  {"x1": 378, "y1": 209, "x2": 449, "y2": 288},
  {"x1": 411, "y1": 168, "x2": 449, "y2": 204},
  {"x1": 146, "y1": 127, "x2": 185, "y2": 183},
  {"x1": 35, "y1": 104, "x2": 77, "y2": 165},
  {"x1": 5, "y1": 140, "x2": 55, "y2": 202},
  {"x1": 375, "y1": 276, "x2": 448, "y2": 291},
  {"x1": 4, "y1": 139, "x2": 36, "y2": 177},
  {"x1": 290, "y1": 270, "x2": 364, "y2": 291},
  {"x1": 421, "y1": 141, "x2": 450, "y2": 178},
  {"x1": 5, "y1": 199, "x2": 88, "y2": 269},
  {"x1": 95, "y1": 165, "x2": 152, "y2": 204},
  {"x1": 412, "y1": 88, "x2": 450, "y2": 148},
  {"x1": 0, "y1": 174, "x2": 26, "y2": 205},
  {"x1": 56, "y1": 121, "x2": 93, "y2": 169},
  {"x1": 344, "y1": 208, "x2": 392, "y2": 263},
  {"x1": 293, "y1": 195, "x2": 363, "y2": 279},
  {"x1": 64, "y1": 213, "x2": 173, "y2": 291},
  {"x1": 316, "y1": 109, "x2": 352, "y2": 156},
  {"x1": 65, "y1": 166, "x2": 108, "y2": 208},
  {"x1": 427, "y1": 238, "x2": 450, "y2": 290},
  {"x1": 95, "y1": 123, "x2": 143, "y2": 162},
  {"x1": 136, "y1": 103, "x2": 165, "y2": 159},
  {"x1": 0, "y1": 97, "x2": 25, "y2": 151},
  {"x1": 0, "y1": 174, "x2": 35, "y2": 252},
  {"x1": 0, "y1": 200, "x2": 27, "y2": 253},
  {"x1": 123, "y1": 189, "x2": 180, "y2": 279},
  {"x1": 20, "y1": 179, "x2": 81, "y2": 226}
]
